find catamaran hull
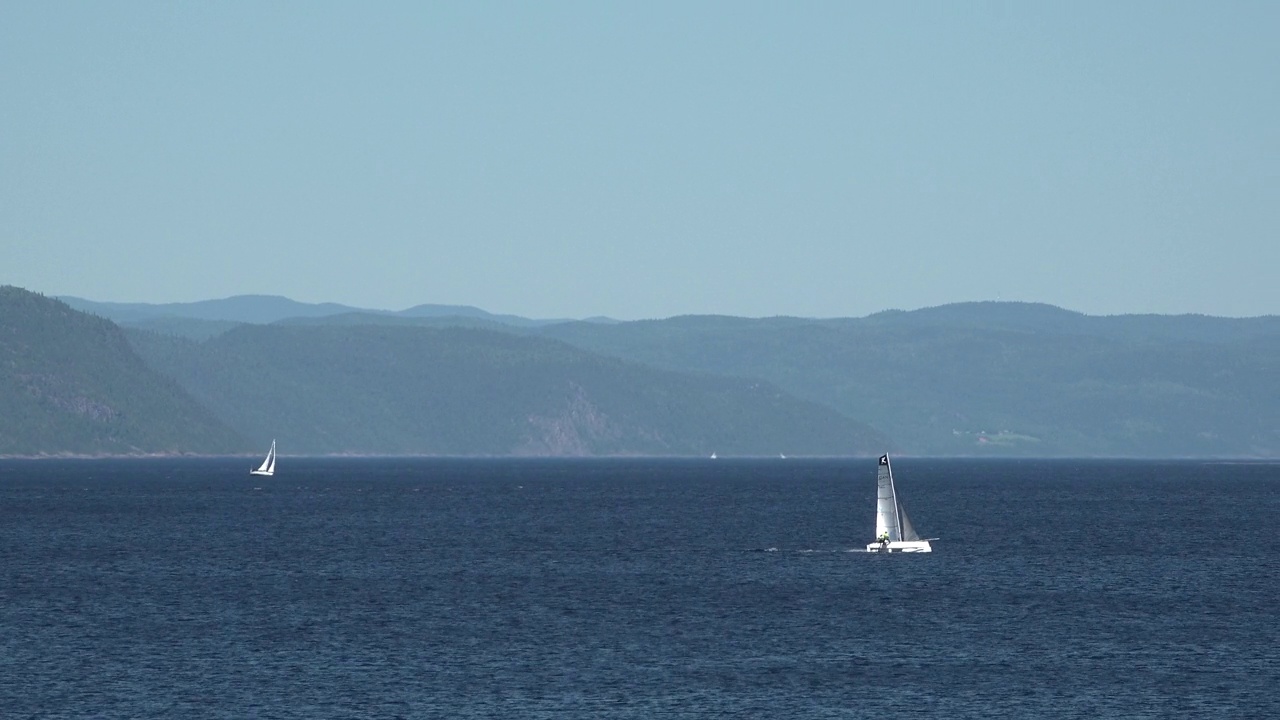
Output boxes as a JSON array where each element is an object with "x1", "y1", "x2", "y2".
[{"x1": 865, "y1": 540, "x2": 933, "y2": 553}]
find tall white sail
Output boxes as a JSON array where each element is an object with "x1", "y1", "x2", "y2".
[
  {"x1": 874, "y1": 454, "x2": 899, "y2": 541},
  {"x1": 251, "y1": 440, "x2": 276, "y2": 476}
]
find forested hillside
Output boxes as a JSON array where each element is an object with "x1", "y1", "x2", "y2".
[
  {"x1": 128, "y1": 324, "x2": 888, "y2": 456},
  {"x1": 535, "y1": 305, "x2": 1280, "y2": 456},
  {"x1": 0, "y1": 287, "x2": 245, "y2": 455},
  {"x1": 20, "y1": 289, "x2": 1280, "y2": 457}
]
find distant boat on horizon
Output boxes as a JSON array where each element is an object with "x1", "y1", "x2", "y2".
[{"x1": 250, "y1": 440, "x2": 276, "y2": 477}]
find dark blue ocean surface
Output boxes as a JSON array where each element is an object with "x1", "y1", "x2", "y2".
[{"x1": 1, "y1": 457, "x2": 1277, "y2": 718}]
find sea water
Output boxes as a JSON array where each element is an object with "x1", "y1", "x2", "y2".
[{"x1": 1, "y1": 457, "x2": 1277, "y2": 718}]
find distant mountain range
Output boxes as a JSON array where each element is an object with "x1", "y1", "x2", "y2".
[
  {"x1": 533, "y1": 309, "x2": 1280, "y2": 457},
  {"x1": 126, "y1": 323, "x2": 881, "y2": 456},
  {"x1": 4, "y1": 288, "x2": 1276, "y2": 458},
  {"x1": 58, "y1": 294, "x2": 613, "y2": 328},
  {"x1": 7, "y1": 288, "x2": 881, "y2": 456}
]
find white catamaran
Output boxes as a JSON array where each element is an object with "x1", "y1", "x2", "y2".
[
  {"x1": 867, "y1": 454, "x2": 933, "y2": 553},
  {"x1": 250, "y1": 440, "x2": 276, "y2": 477}
]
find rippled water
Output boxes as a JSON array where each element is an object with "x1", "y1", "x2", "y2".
[{"x1": 2, "y1": 457, "x2": 1277, "y2": 718}]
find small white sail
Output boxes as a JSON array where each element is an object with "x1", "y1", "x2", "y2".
[{"x1": 250, "y1": 440, "x2": 276, "y2": 476}]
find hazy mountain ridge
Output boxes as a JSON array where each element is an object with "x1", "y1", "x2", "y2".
[
  {"x1": 0, "y1": 288, "x2": 246, "y2": 455},
  {"x1": 534, "y1": 307, "x2": 1280, "y2": 456},
  {"x1": 859, "y1": 301, "x2": 1280, "y2": 343},
  {"x1": 20, "y1": 291, "x2": 1280, "y2": 457},
  {"x1": 7, "y1": 288, "x2": 886, "y2": 456},
  {"x1": 127, "y1": 323, "x2": 886, "y2": 456},
  {"x1": 59, "y1": 295, "x2": 604, "y2": 330}
]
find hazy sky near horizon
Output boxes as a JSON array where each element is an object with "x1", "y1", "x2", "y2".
[{"x1": 2, "y1": 2, "x2": 1277, "y2": 320}]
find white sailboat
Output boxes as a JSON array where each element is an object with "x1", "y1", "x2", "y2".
[
  {"x1": 866, "y1": 454, "x2": 932, "y2": 553},
  {"x1": 250, "y1": 440, "x2": 276, "y2": 477}
]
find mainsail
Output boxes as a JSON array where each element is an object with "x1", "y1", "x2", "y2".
[
  {"x1": 874, "y1": 454, "x2": 920, "y2": 542},
  {"x1": 874, "y1": 454, "x2": 900, "y2": 540}
]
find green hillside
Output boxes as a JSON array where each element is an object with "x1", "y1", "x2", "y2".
[
  {"x1": 27, "y1": 290, "x2": 1279, "y2": 457},
  {"x1": 0, "y1": 287, "x2": 246, "y2": 455},
  {"x1": 128, "y1": 324, "x2": 888, "y2": 456},
  {"x1": 535, "y1": 307, "x2": 1280, "y2": 457}
]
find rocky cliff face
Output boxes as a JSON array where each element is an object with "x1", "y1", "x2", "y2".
[{"x1": 516, "y1": 383, "x2": 626, "y2": 456}]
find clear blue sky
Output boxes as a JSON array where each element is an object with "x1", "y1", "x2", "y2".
[{"x1": 2, "y1": 2, "x2": 1276, "y2": 319}]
